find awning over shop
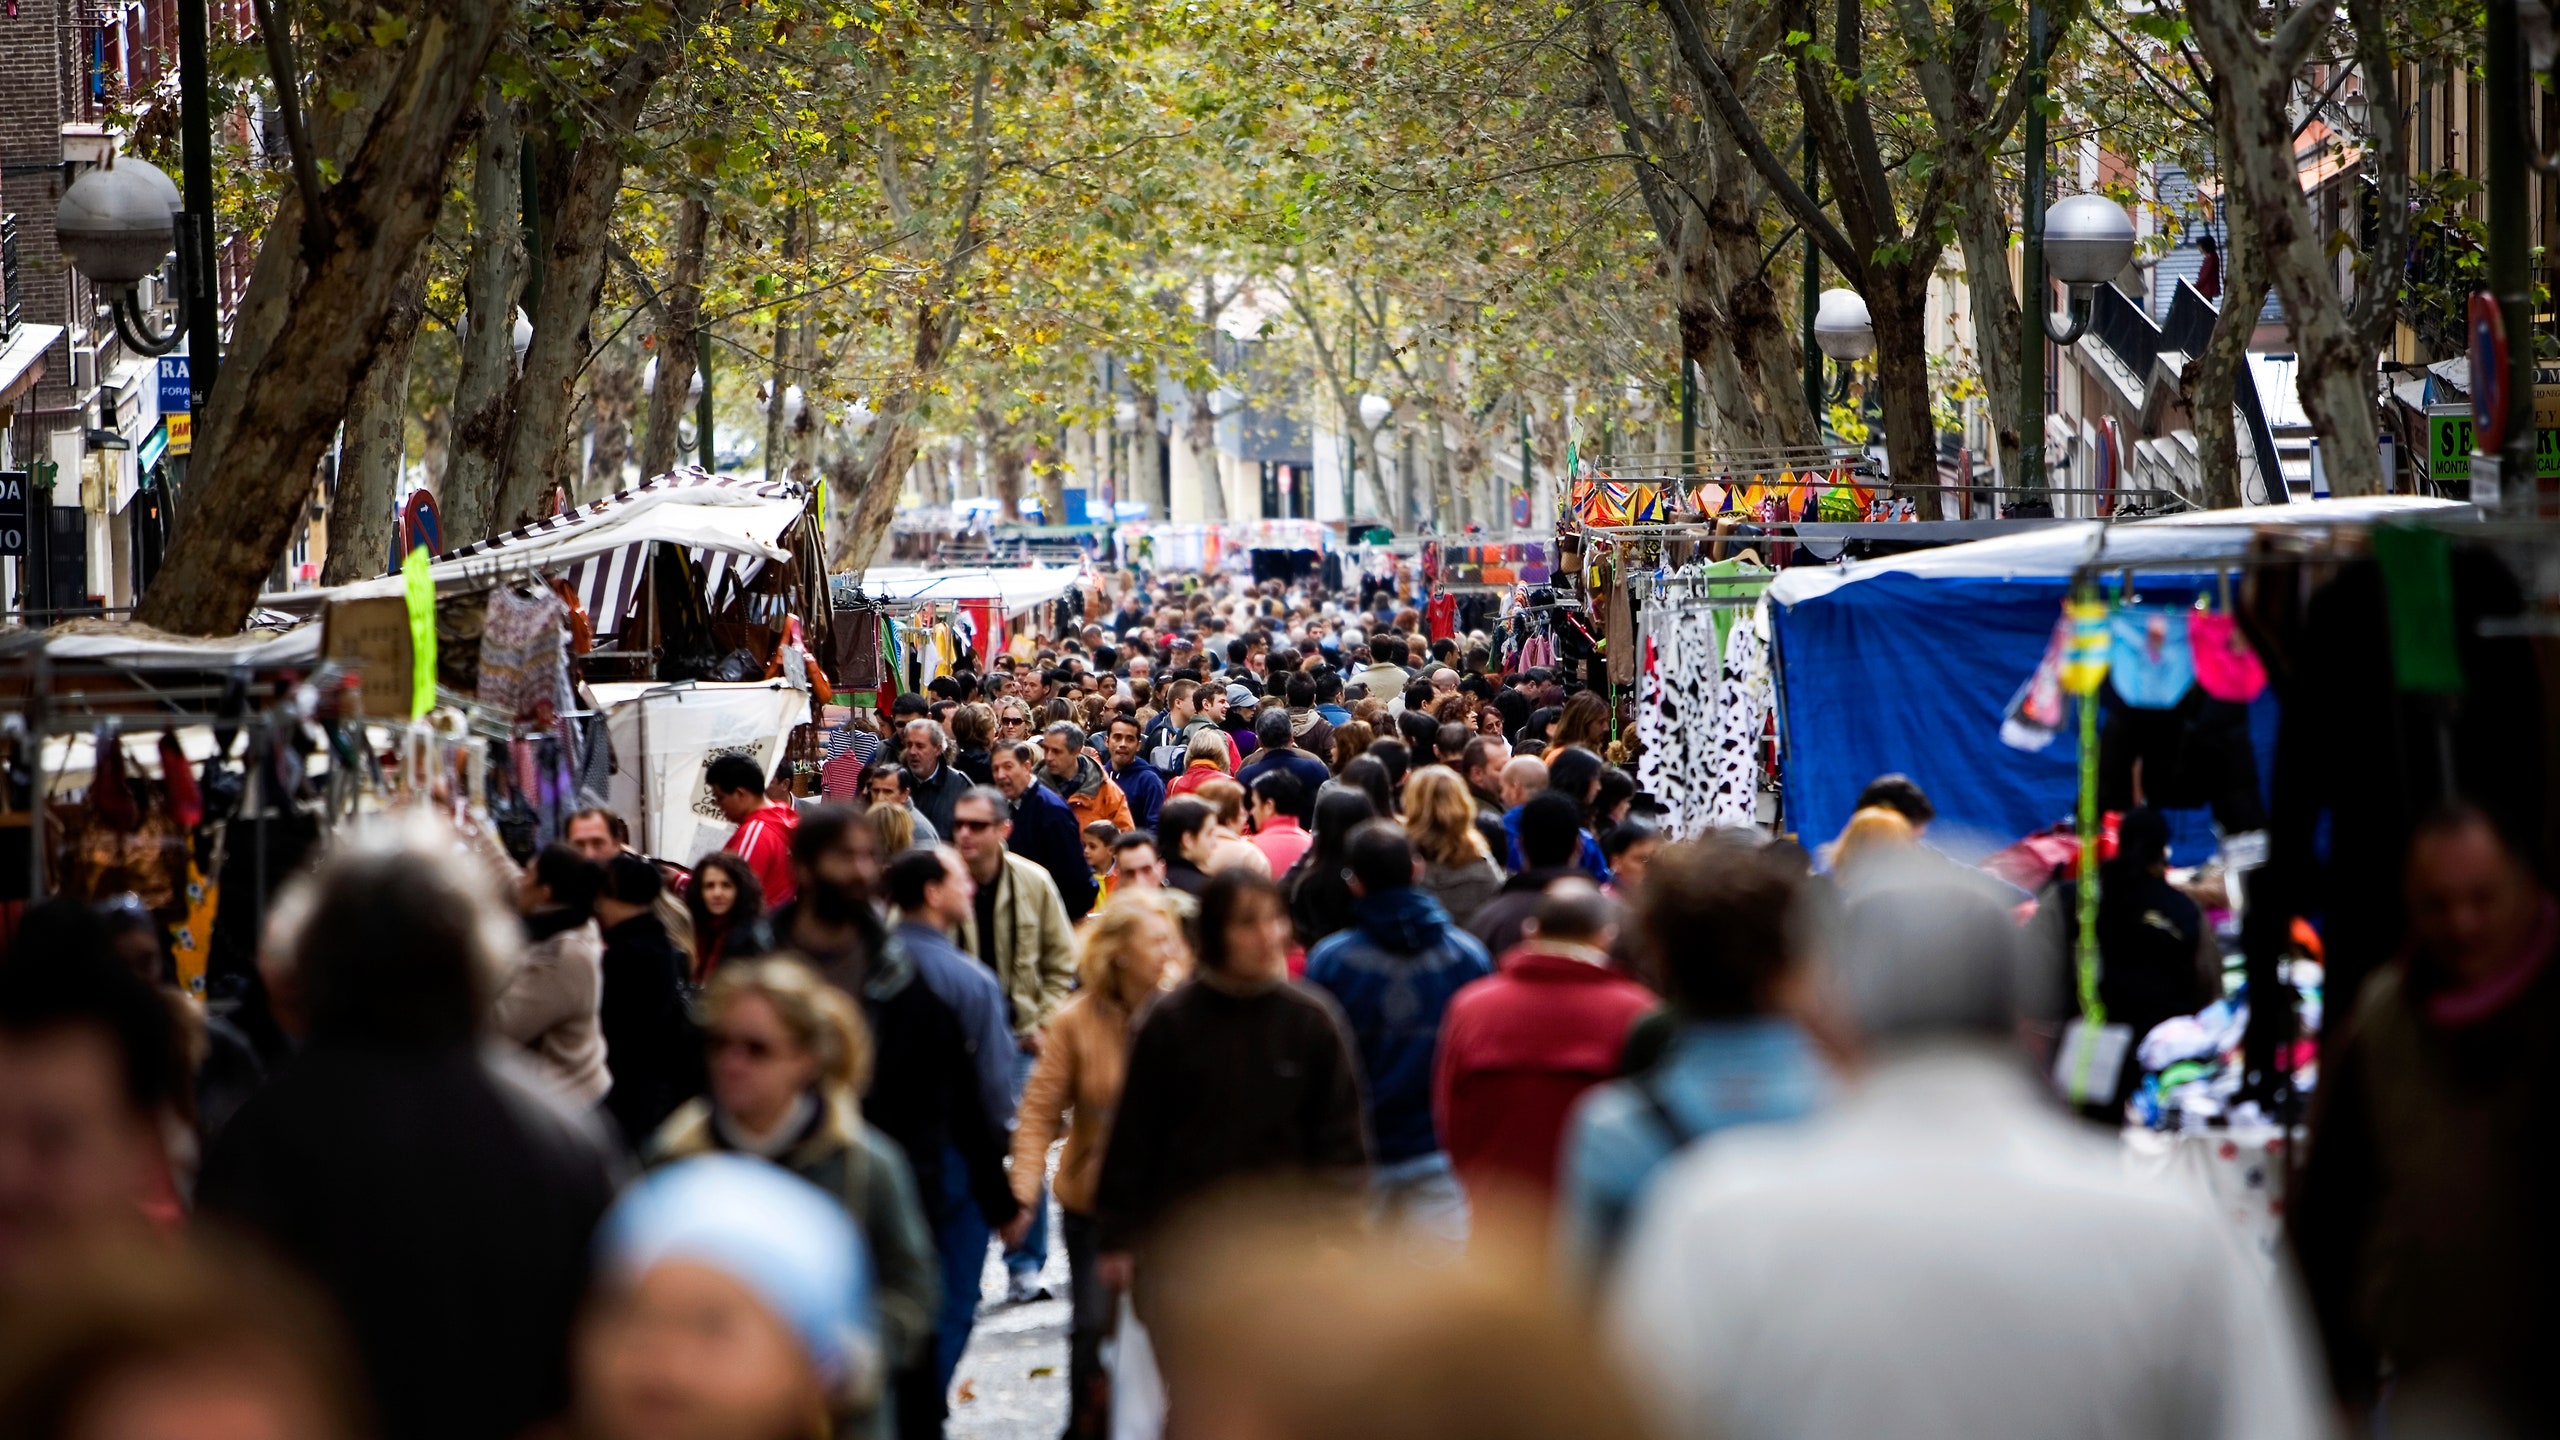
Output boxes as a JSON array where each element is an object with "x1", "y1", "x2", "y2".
[
  {"x1": 0, "y1": 616, "x2": 323, "y2": 668},
  {"x1": 1765, "y1": 497, "x2": 2469, "y2": 608},
  {"x1": 851, "y1": 565, "x2": 1083, "y2": 616},
  {"x1": 265, "y1": 470, "x2": 810, "y2": 631}
]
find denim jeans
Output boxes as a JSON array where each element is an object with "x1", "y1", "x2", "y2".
[
  {"x1": 1372, "y1": 1150, "x2": 1471, "y2": 1248},
  {"x1": 1005, "y1": 1046, "x2": 1052, "y2": 1284},
  {"x1": 934, "y1": 1141, "x2": 992, "y2": 1392}
]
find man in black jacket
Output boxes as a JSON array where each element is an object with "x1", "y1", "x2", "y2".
[
  {"x1": 593, "y1": 853, "x2": 703, "y2": 1149},
  {"x1": 900, "y1": 717, "x2": 973, "y2": 840},
  {"x1": 198, "y1": 819, "x2": 618, "y2": 1440},
  {"x1": 769, "y1": 805, "x2": 1022, "y2": 1440},
  {"x1": 991, "y1": 739, "x2": 1097, "y2": 921},
  {"x1": 1467, "y1": 793, "x2": 1588, "y2": 959}
]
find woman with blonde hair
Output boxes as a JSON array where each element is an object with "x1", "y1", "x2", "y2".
[
  {"x1": 647, "y1": 958, "x2": 940, "y2": 1440},
  {"x1": 864, "y1": 800, "x2": 916, "y2": 857},
  {"x1": 1166, "y1": 728, "x2": 1233, "y2": 798},
  {"x1": 1403, "y1": 766, "x2": 1504, "y2": 926},
  {"x1": 1012, "y1": 891, "x2": 1190, "y2": 1438},
  {"x1": 1828, "y1": 805, "x2": 1917, "y2": 883},
  {"x1": 1193, "y1": 777, "x2": 1273, "y2": 877}
]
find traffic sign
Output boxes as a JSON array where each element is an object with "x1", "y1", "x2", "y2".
[{"x1": 2468, "y1": 291, "x2": 2510, "y2": 451}]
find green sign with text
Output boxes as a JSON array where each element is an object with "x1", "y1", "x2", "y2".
[{"x1": 2427, "y1": 405, "x2": 2560, "y2": 483}]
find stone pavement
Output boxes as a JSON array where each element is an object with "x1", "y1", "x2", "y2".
[{"x1": 947, "y1": 1194, "x2": 1072, "y2": 1440}]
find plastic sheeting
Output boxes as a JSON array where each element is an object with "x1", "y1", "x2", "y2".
[
  {"x1": 1761, "y1": 501, "x2": 2452, "y2": 859},
  {"x1": 591, "y1": 679, "x2": 810, "y2": 867}
]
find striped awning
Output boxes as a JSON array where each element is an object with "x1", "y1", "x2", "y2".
[{"x1": 267, "y1": 468, "x2": 810, "y2": 631}]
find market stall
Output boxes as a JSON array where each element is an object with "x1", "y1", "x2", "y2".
[
  {"x1": 590, "y1": 679, "x2": 810, "y2": 866},
  {"x1": 1761, "y1": 496, "x2": 2470, "y2": 857}
]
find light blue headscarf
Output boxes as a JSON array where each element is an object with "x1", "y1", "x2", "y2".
[{"x1": 598, "y1": 1155, "x2": 878, "y2": 1389}]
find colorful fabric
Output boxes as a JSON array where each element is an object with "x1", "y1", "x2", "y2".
[
  {"x1": 2186, "y1": 612, "x2": 2268, "y2": 703},
  {"x1": 2062, "y1": 597, "x2": 2112, "y2": 697},
  {"x1": 480, "y1": 584, "x2": 571, "y2": 722},
  {"x1": 2107, "y1": 608, "x2": 2195, "y2": 710}
]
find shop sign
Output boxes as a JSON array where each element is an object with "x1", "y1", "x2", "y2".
[
  {"x1": 2426, "y1": 404, "x2": 2560, "y2": 485},
  {"x1": 157, "y1": 354, "x2": 190, "y2": 412},
  {"x1": 321, "y1": 595, "x2": 415, "y2": 719},
  {"x1": 0, "y1": 472, "x2": 26, "y2": 559},
  {"x1": 164, "y1": 412, "x2": 192, "y2": 457}
]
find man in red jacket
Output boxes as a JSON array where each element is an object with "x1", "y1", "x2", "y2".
[{"x1": 1432, "y1": 881, "x2": 1654, "y2": 1212}]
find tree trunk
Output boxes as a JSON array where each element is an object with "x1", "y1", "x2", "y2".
[
  {"x1": 1134, "y1": 390, "x2": 1164, "y2": 518},
  {"x1": 491, "y1": 132, "x2": 626, "y2": 526},
  {"x1": 152, "y1": 5, "x2": 404, "y2": 570},
  {"x1": 322, "y1": 251, "x2": 426, "y2": 584},
  {"x1": 586, "y1": 344, "x2": 639, "y2": 495},
  {"x1": 831, "y1": 300, "x2": 962, "y2": 572},
  {"x1": 440, "y1": 86, "x2": 523, "y2": 546},
  {"x1": 2189, "y1": 1, "x2": 2378, "y2": 496},
  {"x1": 137, "y1": 0, "x2": 507, "y2": 633},
  {"x1": 1953, "y1": 191, "x2": 2025, "y2": 491},
  {"x1": 639, "y1": 193, "x2": 710, "y2": 480},
  {"x1": 1186, "y1": 393, "x2": 1226, "y2": 520},
  {"x1": 1689, "y1": 199, "x2": 1815, "y2": 454},
  {"x1": 2188, "y1": 171, "x2": 2267, "y2": 509},
  {"x1": 487, "y1": 0, "x2": 712, "y2": 529},
  {"x1": 1868, "y1": 275, "x2": 1944, "y2": 519}
]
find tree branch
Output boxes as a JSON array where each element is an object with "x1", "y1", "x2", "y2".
[{"x1": 1654, "y1": 0, "x2": 1858, "y2": 269}]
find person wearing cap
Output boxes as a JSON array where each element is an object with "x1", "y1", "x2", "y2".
[
  {"x1": 1220, "y1": 682, "x2": 1264, "y2": 762},
  {"x1": 580, "y1": 1154, "x2": 883, "y2": 1440}
]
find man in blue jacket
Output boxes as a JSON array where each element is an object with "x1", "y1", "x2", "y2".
[
  {"x1": 1103, "y1": 712, "x2": 1167, "y2": 831},
  {"x1": 991, "y1": 741, "x2": 1097, "y2": 922},
  {"x1": 1303, "y1": 820, "x2": 1493, "y2": 1244}
]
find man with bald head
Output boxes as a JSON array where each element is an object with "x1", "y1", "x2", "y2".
[{"x1": 1498, "y1": 754, "x2": 1548, "y2": 813}]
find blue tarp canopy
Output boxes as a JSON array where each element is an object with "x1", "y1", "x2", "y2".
[{"x1": 1763, "y1": 498, "x2": 2469, "y2": 861}]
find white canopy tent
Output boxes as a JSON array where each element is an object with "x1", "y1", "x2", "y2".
[
  {"x1": 589, "y1": 679, "x2": 811, "y2": 865},
  {"x1": 854, "y1": 565, "x2": 1083, "y2": 616},
  {"x1": 1767, "y1": 496, "x2": 2474, "y2": 608}
]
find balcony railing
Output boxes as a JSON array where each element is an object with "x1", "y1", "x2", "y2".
[{"x1": 1, "y1": 214, "x2": 20, "y2": 340}]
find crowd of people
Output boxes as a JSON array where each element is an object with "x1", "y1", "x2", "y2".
[{"x1": 0, "y1": 567, "x2": 2552, "y2": 1440}]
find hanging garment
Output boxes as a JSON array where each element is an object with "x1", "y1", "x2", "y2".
[
  {"x1": 2187, "y1": 611, "x2": 2267, "y2": 703},
  {"x1": 1427, "y1": 593, "x2": 1457, "y2": 642},
  {"x1": 481, "y1": 584, "x2": 572, "y2": 722},
  {"x1": 2107, "y1": 608, "x2": 2195, "y2": 710},
  {"x1": 833, "y1": 604, "x2": 885, "y2": 688},
  {"x1": 91, "y1": 726, "x2": 140, "y2": 833},
  {"x1": 1704, "y1": 603, "x2": 1772, "y2": 830},
  {"x1": 2001, "y1": 613, "x2": 2073, "y2": 753},
  {"x1": 1607, "y1": 582, "x2": 1638, "y2": 687},
  {"x1": 1636, "y1": 591, "x2": 1722, "y2": 840},
  {"x1": 160, "y1": 732, "x2": 203, "y2": 828}
]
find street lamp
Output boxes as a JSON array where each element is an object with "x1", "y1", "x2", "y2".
[
  {"x1": 1358, "y1": 393, "x2": 1393, "y2": 430},
  {"x1": 2038, "y1": 193, "x2": 2137, "y2": 345},
  {"x1": 1812, "y1": 287, "x2": 1874, "y2": 403},
  {"x1": 56, "y1": 157, "x2": 187, "y2": 356}
]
